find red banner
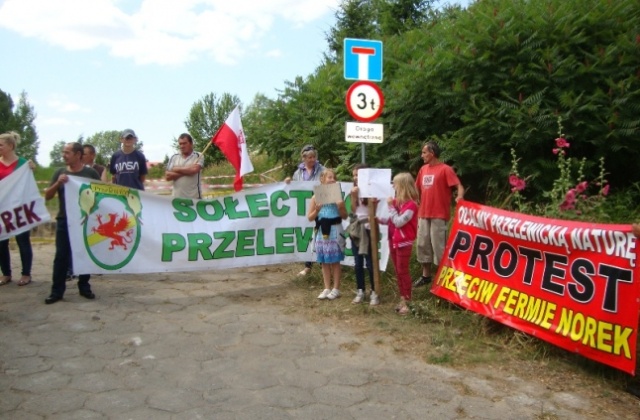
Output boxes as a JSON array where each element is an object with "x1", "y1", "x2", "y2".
[{"x1": 432, "y1": 201, "x2": 640, "y2": 374}]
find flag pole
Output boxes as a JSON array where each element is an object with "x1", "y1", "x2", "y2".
[{"x1": 200, "y1": 141, "x2": 214, "y2": 155}]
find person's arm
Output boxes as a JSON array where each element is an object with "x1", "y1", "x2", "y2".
[
  {"x1": 350, "y1": 186, "x2": 359, "y2": 213},
  {"x1": 138, "y1": 151, "x2": 148, "y2": 184},
  {"x1": 44, "y1": 171, "x2": 64, "y2": 201},
  {"x1": 100, "y1": 168, "x2": 108, "y2": 183},
  {"x1": 307, "y1": 196, "x2": 320, "y2": 222},
  {"x1": 455, "y1": 183, "x2": 464, "y2": 202},
  {"x1": 170, "y1": 164, "x2": 202, "y2": 176},
  {"x1": 337, "y1": 200, "x2": 348, "y2": 220},
  {"x1": 388, "y1": 202, "x2": 416, "y2": 228}
]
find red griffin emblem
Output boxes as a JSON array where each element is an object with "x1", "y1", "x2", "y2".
[{"x1": 92, "y1": 213, "x2": 134, "y2": 250}]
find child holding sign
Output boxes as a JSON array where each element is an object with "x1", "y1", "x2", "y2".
[
  {"x1": 307, "y1": 168, "x2": 348, "y2": 300},
  {"x1": 378, "y1": 173, "x2": 419, "y2": 315}
]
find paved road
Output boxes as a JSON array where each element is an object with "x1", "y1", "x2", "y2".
[{"x1": 0, "y1": 242, "x2": 630, "y2": 419}]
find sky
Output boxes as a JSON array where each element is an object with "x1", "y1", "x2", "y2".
[{"x1": 0, "y1": 0, "x2": 467, "y2": 166}]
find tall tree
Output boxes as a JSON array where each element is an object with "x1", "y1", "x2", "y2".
[
  {"x1": 49, "y1": 140, "x2": 66, "y2": 167},
  {"x1": 375, "y1": 0, "x2": 434, "y2": 35},
  {"x1": 325, "y1": 0, "x2": 377, "y2": 60},
  {"x1": 13, "y1": 92, "x2": 39, "y2": 161},
  {"x1": 184, "y1": 92, "x2": 241, "y2": 166},
  {"x1": 85, "y1": 130, "x2": 143, "y2": 166},
  {"x1": 0, "y1": 90, "x2": 39, "y2": 162},
  {"x1": 0, "y1": 90, "x2": 15, "y2": 134}
]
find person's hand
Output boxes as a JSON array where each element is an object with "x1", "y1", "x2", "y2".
[
  {"x1": 632, "y1": 223, "x2": 640, "y2": 238},
  {"x1": 350, "y1": 186, "x2": 359, "y2": 196},
  {"x1": 386, "y1": 197, "x2": 394, "y2": 206},
  {"x1": 27, "y1": 159, "x2": 36, "y2": 170},
  {"x1": 284, "y1": 177, "x2": 291, "y2": 184},
  {"x1": 57, "y1": 173, "x2": 69, "y2": 184}
]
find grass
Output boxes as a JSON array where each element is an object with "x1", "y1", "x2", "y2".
[
  {"x1": 31, "y1": 155, "x2": 640, "y2": 410},
  {"x1": 279, "y1": 254, "x2": 639, "y2": 416}
]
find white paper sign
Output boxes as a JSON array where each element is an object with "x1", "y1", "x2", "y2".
[
  {"x1": 357, "y1": 168, "x2": 393, "y2": 199},
  {"x1": 313, "y1": 182, "x2": 343, "y2": 205}
]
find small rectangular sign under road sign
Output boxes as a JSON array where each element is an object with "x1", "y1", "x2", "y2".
[{"x1": 345, "y1": 122, "x2": 384, "y2": 144}]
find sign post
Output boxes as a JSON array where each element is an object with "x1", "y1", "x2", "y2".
[{"x1": 344, "y1": 38, "x2": 385, "y2": 298}]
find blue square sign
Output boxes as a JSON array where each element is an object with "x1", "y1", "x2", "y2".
[{"x1": 344, "y1": 38, "x2": 383, "y2": 82}]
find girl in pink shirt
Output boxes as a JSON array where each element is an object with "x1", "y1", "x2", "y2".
[{"x1": 378, "y1": 173, "x2": 419, "y2": 315}]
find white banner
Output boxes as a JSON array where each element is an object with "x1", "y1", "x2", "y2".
[
  {"x1": 0, "y1": 164, "x2": 51, "y2": 241},
  {"x1": 65, "y1": 178, "x2": 389, "y2": 275}
]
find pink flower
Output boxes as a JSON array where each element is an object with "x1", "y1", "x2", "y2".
[
  {"x1": 509, "y1": 175, "x2": 526, "y2": 192},
  {"x1": 601, "y1": 184, "x2": 610, "y2": 196},
  {"x1": 559, "y1": 200, "x2": 575, "y2": 211},
  {"x1": 575, "y1": 181, "x2": 588, "y2": 193},
  {"x1": 552, "y1": 148, "x2": 560, "y2": 155},
  {"x1": 565, "y1": 188, "x2": 577, "y2": 204},
  {"x1": 555, "y1": 137, "x2": 570, "y2": 148}
]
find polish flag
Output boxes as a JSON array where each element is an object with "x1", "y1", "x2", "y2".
[{"x1": 211, "y1": 106, "x2": 254, "y2": 191}]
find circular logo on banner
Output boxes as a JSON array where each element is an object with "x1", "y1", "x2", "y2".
[
  {"x1": 345, "y1": 81, "x2": 384, "y2": 122},
  {"x1": 79, "y1": 184, "x2": 142, "y2": 270}
]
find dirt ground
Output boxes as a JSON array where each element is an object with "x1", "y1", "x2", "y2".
[{"x1": 5, "y1": 236, "x2": 640, "y2": 419}]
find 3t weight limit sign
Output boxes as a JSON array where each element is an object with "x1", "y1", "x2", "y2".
[{"x1": 345, "y1": 81, "x2": 384, "y2": 123}]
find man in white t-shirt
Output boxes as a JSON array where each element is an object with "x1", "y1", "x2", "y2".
[{"x1": 165, "y1": 133, "x2": 204, "y2": 199}]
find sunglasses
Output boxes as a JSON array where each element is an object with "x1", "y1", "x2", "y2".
[{"x1": 302, "y1": 146, "x2": 315, "y2": 153}]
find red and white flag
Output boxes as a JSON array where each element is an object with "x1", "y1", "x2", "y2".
[{"x1": 211, "y1": 106, "x2": 254, "y2": 191}]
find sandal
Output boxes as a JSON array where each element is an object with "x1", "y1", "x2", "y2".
[
  {"x1": 0, "y1": 276, "x2": 11, "y2": 286},
  {"x1": 397, "y1": 305, "x2": 410, "y2": 316},
  {"x1": 17, "y1": 276, "x2": 32, "y2": 286}
]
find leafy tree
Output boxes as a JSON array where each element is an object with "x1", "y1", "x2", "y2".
[
  {"x1": 13, "y1": 92, "x2": 39, "y2": 161},
  {"x1": 0, "y1": 90, "x2": 15, "y2": 134},
  {"x1": 0, "y1": 89, "x2": 39, "y2": 162},
  {"x1": 183, "y1": 92, "x2": 241, "y2": 166},
  {"x1": 49, "y1": 140, "x2": 66, "y2": 167},
  {"x1": 383, "y1": 0, "x2": 640, "y2": 200},
  {"x1": 84, "y1": 130, "x2": 144, "y2": 166},
  {"x1": 325, "y1": 0, "x2": 377, "y2": 60},
  {"x1": 375, "y1": 0, "x2": 434, "y2": 36}
]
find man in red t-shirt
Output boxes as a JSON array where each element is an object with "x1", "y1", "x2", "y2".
[{"x1": 414, "y1": 141, "x2": 464, "y2": 287}]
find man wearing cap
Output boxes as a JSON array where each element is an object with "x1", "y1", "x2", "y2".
[
  {"x1": 110, "y1": 129, "x2": 148, "y2": 190},
  {"x1": 165, "y1": 133, "x2": 204, "y2": 199}
]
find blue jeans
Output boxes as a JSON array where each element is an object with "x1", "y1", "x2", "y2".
[
  {"x1": 51, "y1": 219, "x2": 91, "y2": 298},
  {"x1": 352, "y1": 232, "x2": 374, "y2": 292},
  {"x1": 0, "y1": 230, "x2": 33, "y2": 276}
]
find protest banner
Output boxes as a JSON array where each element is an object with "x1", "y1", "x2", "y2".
[
  {"x1": 0, "y1": 164, "x2": 51, "y2": 241},
  {"x1": 432, "y1": 200, "x2": 640, "y2": 374},
  {"x1": 65, "y1": 177, "x2": 389, "y2": 275}
]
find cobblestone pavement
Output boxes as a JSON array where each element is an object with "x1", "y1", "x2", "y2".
[{"x1": 0, "y1": 242, "x2": 636, "y2": 419}]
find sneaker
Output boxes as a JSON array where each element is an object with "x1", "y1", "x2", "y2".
[
  {"x1": 413, "y1": 276, "x2": 432, "y2": 288},
  {"x1": 369, "y1": 291, "x2": 379, "y2": 306},
  {"x1": 398, "y1": 305, "x2": 410, "y2": 316},
  {"x1": 327, "y1": 288, "x2": 341, "y2": 300},
  {"x1": 317, "y1": 289, "x2": 331, "y2": 299},
  {"x1": 352, "y1": 289, "x2": 364, "y2": 304}
]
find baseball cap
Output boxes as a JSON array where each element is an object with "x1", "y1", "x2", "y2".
[{"x1": 121, "y1": 129, "x2": 137, "y2": 139}]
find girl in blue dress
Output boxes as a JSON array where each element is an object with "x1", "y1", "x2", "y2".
[{"x1": 307, "y1": 168, "x2": 348, "y2": 300}]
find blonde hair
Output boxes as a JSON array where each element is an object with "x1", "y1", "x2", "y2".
[
  {"x1": 0, "y1": 131, "x2": 20, "y2": 149},
  {"x1": 319, "y1": 168, "x2": 337, "y2": 183},
  {"x1": 393, "y1": 172, "x2": 419, "y2": 204}
]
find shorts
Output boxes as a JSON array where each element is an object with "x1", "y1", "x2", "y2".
[{"x1": 416, "y1": 218, "x2": 448, "y2": 265}]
